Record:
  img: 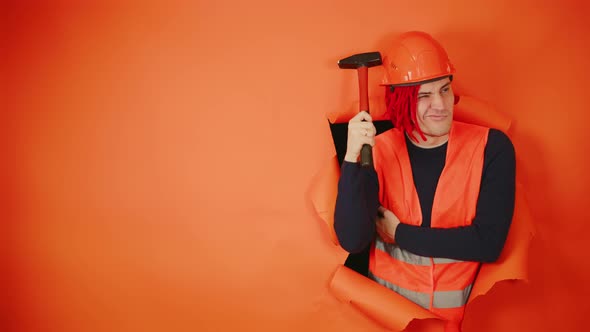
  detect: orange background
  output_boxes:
[3,1,590,331]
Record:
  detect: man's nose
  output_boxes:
[430,92,445,110]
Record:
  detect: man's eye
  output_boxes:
[441,87,450,93]
[418,95,429,99]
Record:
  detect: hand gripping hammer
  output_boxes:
[338,52,382,168]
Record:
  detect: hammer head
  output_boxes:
[338,52,382,69]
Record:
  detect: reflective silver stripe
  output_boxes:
[432,284,473,309]
[432,257,465,264]
[368,271,431,309]
[373,239,473,309]
[374,238,432,266]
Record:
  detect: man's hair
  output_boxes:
[385,85,426,142]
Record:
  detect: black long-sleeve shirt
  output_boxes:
[334,129,515,263]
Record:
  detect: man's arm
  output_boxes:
[334,161,380,254]
[333,112,380,254]
[395,130,515,262]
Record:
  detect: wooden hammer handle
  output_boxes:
[357,66,373,168]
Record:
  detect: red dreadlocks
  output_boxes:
[385,85,426,142]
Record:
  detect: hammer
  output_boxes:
[338,52,382,168]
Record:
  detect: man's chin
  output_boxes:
[424,126,451,138]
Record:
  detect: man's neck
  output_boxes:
[407,133,449,149]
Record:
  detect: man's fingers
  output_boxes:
[344,112,376,162]
[375,220,384,233]
[376,221,395,243]
[349,121,375,130]
[358,122,377,133]
[349,122,377,137]
[351,111,372,123]
[349,126,376,144]
[359,111,372,122]
[377,206,386,218]
[359,136,375,147]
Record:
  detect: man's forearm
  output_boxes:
[395,129,516,262]
[334,161,380,253]
[395,221,512,262]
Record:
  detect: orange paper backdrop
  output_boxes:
[3,1,590,331]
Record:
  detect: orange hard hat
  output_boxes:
[381,31,455,86]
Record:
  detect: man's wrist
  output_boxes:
[344,153,359,163]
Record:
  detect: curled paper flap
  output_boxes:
[307,154,341,245]
[330,265,446,331]
[468,182,535,302]
[454,96,512,133]
[327,96,388,124]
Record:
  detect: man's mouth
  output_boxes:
[427,114,448,121]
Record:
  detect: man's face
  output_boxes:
[415,77,454,140]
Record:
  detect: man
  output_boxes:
[334,31,515,331]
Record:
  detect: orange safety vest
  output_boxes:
[369,121,488,329]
